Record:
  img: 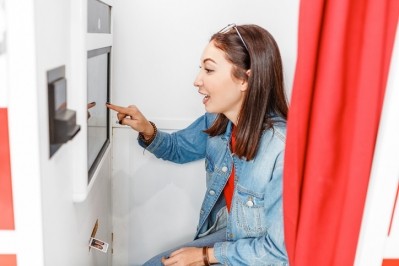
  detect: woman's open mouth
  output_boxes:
[203,94,210,104]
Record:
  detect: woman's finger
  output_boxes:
[87,101,96,109]
[161,255,176,266]
[169,248,185,257]
[117,113,128,122]
[106,102,132,115]
[106,103,149,131]
[107,103,136,125]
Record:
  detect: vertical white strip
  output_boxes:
[6,0,44,264]
[70,0,89,202]
[384,185,399,257]
[0,0,7,107]
[354,21,399,265]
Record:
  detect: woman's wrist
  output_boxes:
[207,247,218,264]
[202,247,210,266]
[141,121,155,139]
[139,121,157,144]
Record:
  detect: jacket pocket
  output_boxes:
[197,206,227,238]
[233,184,267,237]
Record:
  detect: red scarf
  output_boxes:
[223,126,236,212]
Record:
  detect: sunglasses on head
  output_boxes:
[218,23,249,52]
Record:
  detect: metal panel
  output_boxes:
[88,0,111,33]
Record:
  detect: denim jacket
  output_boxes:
[139,113,288,265]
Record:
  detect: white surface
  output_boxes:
[355,22,399,265]
[5,1,44,265]
[0,52,6,107]
[112,127,205,265]
[385,193,399,258]
[0,0,7,106]
[0,231,16,253]
[112,0,299,121]
[87,33,112,51]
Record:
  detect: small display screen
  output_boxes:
[53,78,67,111]
[87,47,111,181]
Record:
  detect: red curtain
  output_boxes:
[283,0,399,265]
[0,255,17,266]
[0,108,15,230]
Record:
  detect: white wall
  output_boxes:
[111,1,300,265]
[3,1,43,265]
[0,0,6,107]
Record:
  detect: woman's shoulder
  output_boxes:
[262,116,287,146]
[271,120,287,142]
[204,112,217,121]
[204,112,218,128]
[185,112,217,131]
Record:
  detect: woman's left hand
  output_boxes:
[161,247,203,266]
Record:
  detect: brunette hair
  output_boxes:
[205,24,288,160]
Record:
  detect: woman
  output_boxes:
[107,23,289,265]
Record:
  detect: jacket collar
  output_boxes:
[222,121,233,141]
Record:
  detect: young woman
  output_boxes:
[107,23,289,265]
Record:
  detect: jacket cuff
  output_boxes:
[137,129,164,152]
[213,242,229,265]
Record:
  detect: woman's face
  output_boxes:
[194,40,247,124]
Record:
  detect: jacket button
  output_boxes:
[246,200,254,207]
[209,190,215,195]
[221,166,228,172]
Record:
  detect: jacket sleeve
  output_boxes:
[213,150,289,265]
[137,113,216,164]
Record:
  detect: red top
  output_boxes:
[223,126,236,212]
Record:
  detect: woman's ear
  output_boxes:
[240,69,251,90]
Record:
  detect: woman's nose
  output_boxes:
[193,73,203,87]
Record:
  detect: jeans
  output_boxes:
[143,228,226,266]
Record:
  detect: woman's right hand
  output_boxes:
[106,102,155,139]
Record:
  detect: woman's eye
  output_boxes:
[205,68,214,73]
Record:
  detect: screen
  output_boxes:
[53,78,66,111]
[87,47,110,181]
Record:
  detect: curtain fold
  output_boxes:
[283,0,399,265]
[0,108,14,230]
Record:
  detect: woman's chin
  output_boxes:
[204,105,213,113]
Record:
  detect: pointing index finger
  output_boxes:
[106,102,130,114]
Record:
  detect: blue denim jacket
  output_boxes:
[139,113,288,265]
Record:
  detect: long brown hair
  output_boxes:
[205,24,288,160]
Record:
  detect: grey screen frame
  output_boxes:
[87,46,111,182]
